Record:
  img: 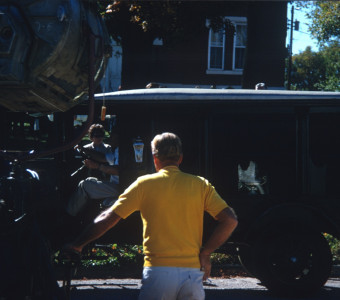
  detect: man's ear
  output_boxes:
[178,154,183,165]
[153,155,160,171]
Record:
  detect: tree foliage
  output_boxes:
[299,1,340,46]
[99,1,233,45]
[290,41,340,91]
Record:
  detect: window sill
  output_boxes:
[206,69,243,75]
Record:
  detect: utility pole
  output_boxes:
[287,5,294,90]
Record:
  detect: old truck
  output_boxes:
[1,0,340,298]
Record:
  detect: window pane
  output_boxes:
[210,47,223,68]
[236,25,247,47]
[210,31,224,46]
[211,115,296,196]
[235,48,245,69]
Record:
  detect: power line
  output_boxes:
[297,30,311,35]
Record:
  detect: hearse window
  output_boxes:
[310,114,340,197]
[210,114,296,196]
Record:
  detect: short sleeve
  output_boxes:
[203,179,228,219]
[106,147,118,165]
[105,152,115,165]
[111,179,141,219]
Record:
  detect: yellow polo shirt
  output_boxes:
[111,166,228,268]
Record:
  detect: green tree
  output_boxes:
[290,42,339,91]
[314,41,340,91]
[299,1,340,46]
[290,46,325,91]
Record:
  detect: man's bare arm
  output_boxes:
[67,208,121,253]
[199,207,238,280]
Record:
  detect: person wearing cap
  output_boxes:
[64,132,238,300]
[66,124,119,217]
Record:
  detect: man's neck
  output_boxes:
[154,155,182,172]
[156,160,179,171]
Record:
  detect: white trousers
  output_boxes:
[138,267,205,300]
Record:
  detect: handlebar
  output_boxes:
[58,248,81,267]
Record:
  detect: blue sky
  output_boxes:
[286,2,319,55]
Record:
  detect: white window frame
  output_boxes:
[231,17,247,71]
[207,28,225,70]
[206,16,247,75]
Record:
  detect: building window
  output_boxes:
[207,16,247,74]
[208,30,225,69]
[234,23,247,69]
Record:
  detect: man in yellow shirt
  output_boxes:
[65,132,238,300]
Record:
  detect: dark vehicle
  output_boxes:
[83,88,340,296]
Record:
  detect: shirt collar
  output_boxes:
[160,165,180,172]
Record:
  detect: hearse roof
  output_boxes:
[95,88,340,105]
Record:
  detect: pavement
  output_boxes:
[58,265,340,300]
[59,276,340,300]
[60,276,265,292]
[58,277,266,300]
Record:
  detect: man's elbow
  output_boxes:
[229,217,238,231]
[219,207,238,230]
[224,214,238,232]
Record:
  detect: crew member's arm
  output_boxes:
[84,159,119,176]
[76,145,108,163]
[66,208,121,253]
[199,207,238,280]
